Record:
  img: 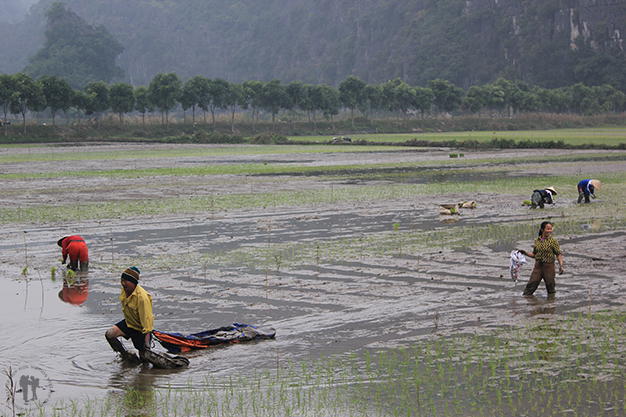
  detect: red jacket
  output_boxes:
[61,235,89,263]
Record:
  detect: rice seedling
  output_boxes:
[22,231,28,267]
[2,365,17,417]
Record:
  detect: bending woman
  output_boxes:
[519,221,564,296]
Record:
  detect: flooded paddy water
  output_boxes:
[1,143,626,415]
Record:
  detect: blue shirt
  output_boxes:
[578,179,594,195]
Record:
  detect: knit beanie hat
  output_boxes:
[121,266,140,284]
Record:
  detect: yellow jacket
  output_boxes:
[119,284,154,334]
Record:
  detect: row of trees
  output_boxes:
[1,72,625,136]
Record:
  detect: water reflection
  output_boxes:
[525,294,556,316]
[108,365,157,417]
[439,217,458,224]
[58,276,89,306]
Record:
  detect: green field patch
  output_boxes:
[2,148,625,182]
[292,127,626,147]
[0,144,410,164]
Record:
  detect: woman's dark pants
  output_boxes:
[523,261,556,296]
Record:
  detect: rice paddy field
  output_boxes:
[292,127,626,146]
[1,131,626,416]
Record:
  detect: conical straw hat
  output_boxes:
[590,179,602,190]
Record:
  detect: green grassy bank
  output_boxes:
[1,113,625,147]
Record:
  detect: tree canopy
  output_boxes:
[148,72,182,127]
[23,2,124,89]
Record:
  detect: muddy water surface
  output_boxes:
[1,143,626,410]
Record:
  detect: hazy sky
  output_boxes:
[0,0,38,23]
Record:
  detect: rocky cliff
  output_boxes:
[0,0,624,90]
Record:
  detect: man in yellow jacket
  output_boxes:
[105,267,154,363]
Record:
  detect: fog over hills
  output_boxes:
[0,0,37,23]
[0,0,624,90]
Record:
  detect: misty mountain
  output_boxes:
[0,0,624,90]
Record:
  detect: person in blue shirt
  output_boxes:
[577,179,600,203]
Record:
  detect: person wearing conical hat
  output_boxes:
[105,267,154,363]
[57,235,89,272]
[530,186,557,209]
[577,179,601,204]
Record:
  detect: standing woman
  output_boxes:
[519,221,564,296]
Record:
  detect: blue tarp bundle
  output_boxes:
[153,323,276,353]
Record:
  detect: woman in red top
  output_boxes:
[57,235,89,272]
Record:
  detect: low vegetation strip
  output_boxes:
[2,174,624,225]
[2,149,625,181]
[0,144,403,164]
[292,127,626,146]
